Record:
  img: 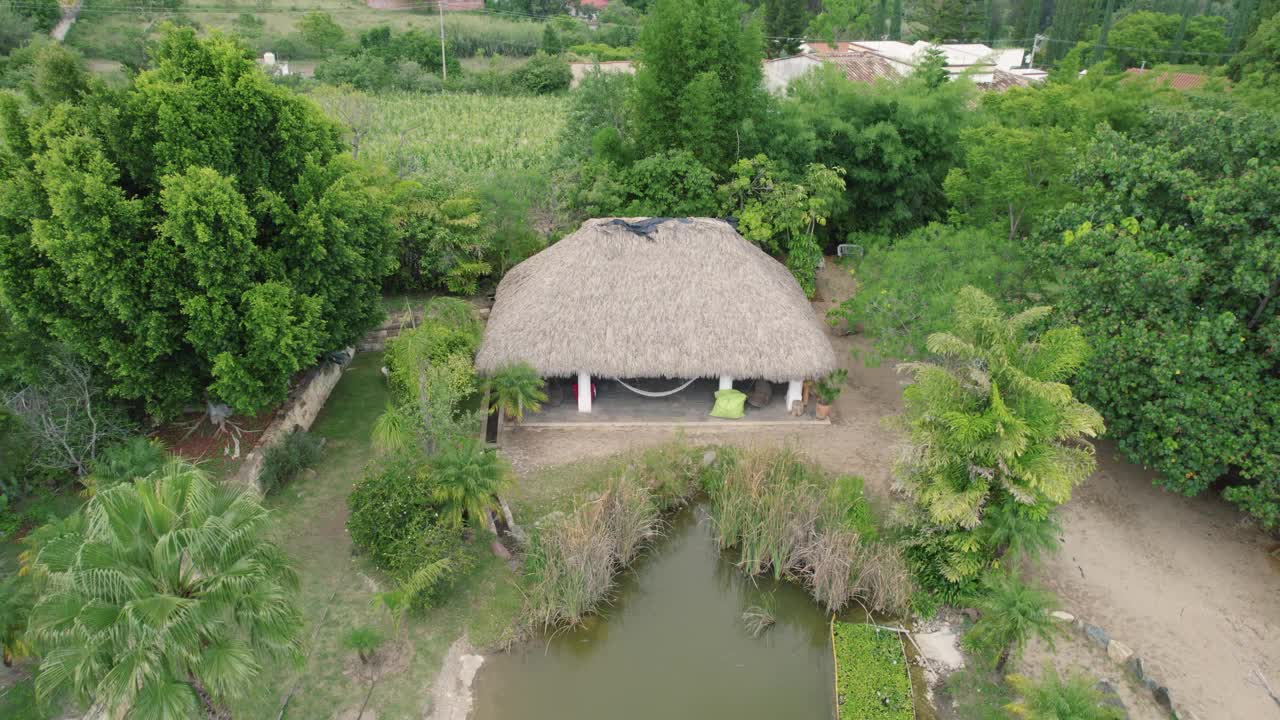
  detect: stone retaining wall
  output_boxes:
[1050,609,1199,720]
[230,348,354,493]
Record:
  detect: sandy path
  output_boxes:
[498,261,1280,719]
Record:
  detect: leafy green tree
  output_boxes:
[916,44,951,88]
[976,498,1061,567]
[0,574,33,667]
[389,182,492,296]
[963,573,1060,672]
[808,0,873,45]
[766,0,810,56]
[429,437,513,529]
[1040,107,1280,528]
[631,0,765,171]
[490,363,547,422]
[513,51,572,93]
[0,28,398,419]
[23,462,303,718]
[298,11,346,53]
[890,0,902,38]
[1106,11,1178,67]
[920,0,985,40]
[772,66,972,234]
[896,287,1103,587]
[557,68,633,162]
[0,6,35,56]
[717,154,845,296]
[1005,666,1126,720]
[1231,10,1280,85]
[944,122,1077,239]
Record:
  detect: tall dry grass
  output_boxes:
[524,477,661,628]
[708,447,912,615]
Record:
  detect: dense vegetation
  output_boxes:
[832,622,913,720]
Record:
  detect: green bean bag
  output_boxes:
[710,389,747,419]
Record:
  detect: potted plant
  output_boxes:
[490,363,548,423]
[813,369,847,420]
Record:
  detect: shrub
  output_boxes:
[428,437,513,529]
[258,430,323,495]
[832,622,913,720]
[512,51,572,94]
[489,363,547,422]
[568,43,636,61]
[1005,665,1126,720]
[342,626,384,665]
[81,436,167,495]
[346,455,473,608]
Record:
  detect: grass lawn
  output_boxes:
[230,351,522,720]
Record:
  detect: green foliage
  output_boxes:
[389,182,493,294]
[512,51,572,93]
[342,626,384,664]
[23,462,303,718]
[1106,11,1228,67]
[814,369,848,404]
[828,224,1033,365]
[0,406,32,498]
[831,623,913,720]
[773,67,973,235]
[1231,11,1280,85]
[82,437,168,496]
[297,12,346,54]
[4,0,58,33]
[0,6,36,56]
[808,0,873,45]
[718,154,845,294]
[490,363,547,422]
[944,121,1077,240]
[708,447,911,613]
[1005,665,1126,719]
[568,43,636,61]
[0,28,398,419]
[258,431,323,496]
[0,572,34,667]
[427,437,513,530]
[346,454,473,608]
[963,573,1060,672]
[765,0,811,55]
[559,68,632,162]
[631,0,765,172]
[1040,106,1280,528]
[896,287,1102,591]
[920,0,985,41]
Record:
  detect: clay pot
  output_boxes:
[815,402,832,420]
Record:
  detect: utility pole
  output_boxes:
[438,0,447,82]
[1028,33,1046,68]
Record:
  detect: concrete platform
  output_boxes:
[517,378,828,428]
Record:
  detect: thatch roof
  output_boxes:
[476,218,837,382]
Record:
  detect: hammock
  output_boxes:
[613,377,698,398]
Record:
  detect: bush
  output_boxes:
[568,43,636,61]
[346,454,473,607]
[832,622,913,720]
[1005,666,1126,720]
[258,430,323,495]
[343,625,384,664]
[512,51,571,94]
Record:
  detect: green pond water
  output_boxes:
[471,508,837,720]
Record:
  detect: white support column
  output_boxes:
[718,376,734,391]
[786,380,804,414]
[577,371,592,413]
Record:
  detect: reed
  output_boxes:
[707,447,912,615]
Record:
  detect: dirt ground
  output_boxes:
[498,261,1280,720]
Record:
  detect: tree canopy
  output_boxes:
[0,28,398,419]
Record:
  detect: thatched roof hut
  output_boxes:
[476,218,837,384]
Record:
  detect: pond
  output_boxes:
[471,507,837,720]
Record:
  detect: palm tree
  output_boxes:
[897,286,1104,530]
[1006,665,1126,719]
[489,363,547,423]
[963,572,1060,672]
[23,460,303,719]
[428,437,512,529]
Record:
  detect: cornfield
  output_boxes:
[360,92,568,189]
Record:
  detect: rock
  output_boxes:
[1094,681,1129,719]
[1084,623,1110,648]
[701,450,717,467]
[490,540,512,560]
[303,468,318,480]
[1050,610,1075,623]
[1107,639,1134,664]
[1125,655,1144,681]
[1153,686,1173,712]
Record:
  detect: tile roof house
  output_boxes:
[1123,68,1210,90]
